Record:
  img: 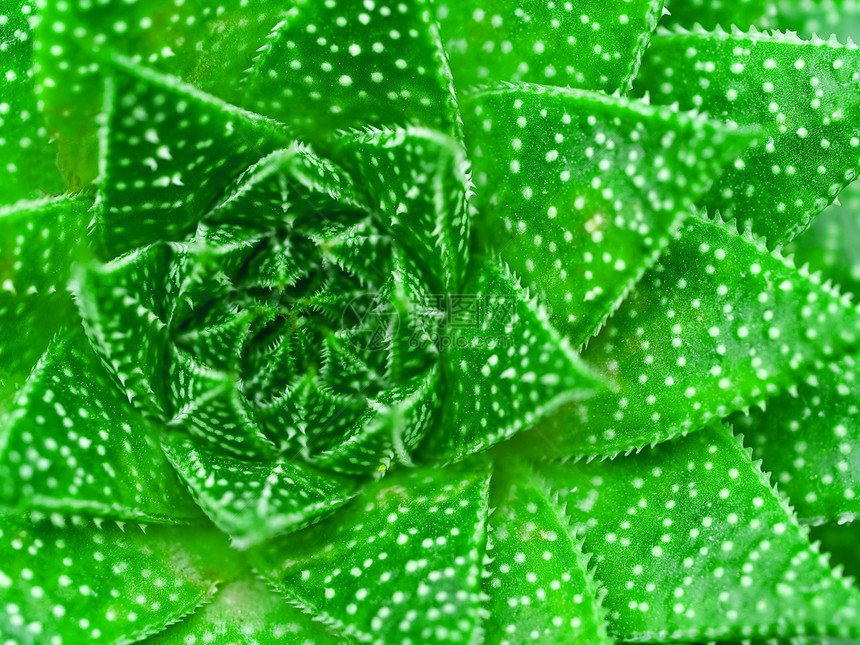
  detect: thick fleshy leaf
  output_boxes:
[96,57,289,257]
[206,144,368,233]
[0,197,89,411]
[772,0,860,41]
[251,461,491,644]
[313,218,393,295]
[0,327,200,523]
[462,82,755,346]
[661,0,775,30]
[309,364,442,474]
[483,461,610,645]
[635,27,860,246]
[32,0,290,189]
[0,197,88,296]
[436,0,662,93]
[336,126,472,293]
[785,179,860,299]
[0,0,64,201]
[0,512,220,645]
[422,257,603,463]
[811,521,860,581]
[168,348,276,460]
[0,294,75,418]
[176,303,275,375]
[241,0,458,145]
[146,577,343,645]
[542,426,860,641]
[164,439,356,549]
[734,355,860,524]
[515,212,860,457]
[73,244,172,417]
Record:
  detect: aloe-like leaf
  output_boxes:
[635,27,860,246]
[163,439,356,549]
[251,461,491,644]
[0,197,89,296]
[661,0,775,30]
[786,179,860,299]
[73,244,172,417]
[810,521,860,581]
[515,212,860,458]
[436,0,662,94]
[0,197,88,411]
[94,58,290,257]
[0,512,220,645]
[168,348,276,460]
[207,145,369,233]
[462,82,756,347]
[0,327,201,523]
[542,426,860,641]
[37,0,289,100]
[335,126,472,293]
[0,0,64,202]
[483,460,611,645]
[734,356,860,524]
[146,577,345,645]
[772,0,860,42]
[176,303,275,374]
[32,0,290,190]
[423,256,603,463]
[241,0,459,145]
[308,364,442,474]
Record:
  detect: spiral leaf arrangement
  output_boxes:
[3,0,860,643]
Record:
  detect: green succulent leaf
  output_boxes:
[73,244,173,417]
[772,0,860,41]
[435,0,663,94]
[734,355,860,524]
[810,520,860,581]
[0,512,220,645]
[517,212,860,457]
[335,126,472,293]
[3,0,860,642]
[423,256,603,463]
[635,27,860,246]
[207,144,368,233]
[96,58,289,257]
[163,439,356,549]
[0,0,64,202]
[0,196,89,411]
[168,348,276,460]
[483,460,611,645]
[543,426,860,642]
[0,326,201,523]
[662,0,775,30]
[251,461,491,644]
[462,81,755,347]
[241,0,459,145]
[307,363,442,474]
[32,0,291,190]
[146,577,343,645]
[785,178,860,299]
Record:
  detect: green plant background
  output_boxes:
[2,0,860,643]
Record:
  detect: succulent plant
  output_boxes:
[3,0,860,643]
